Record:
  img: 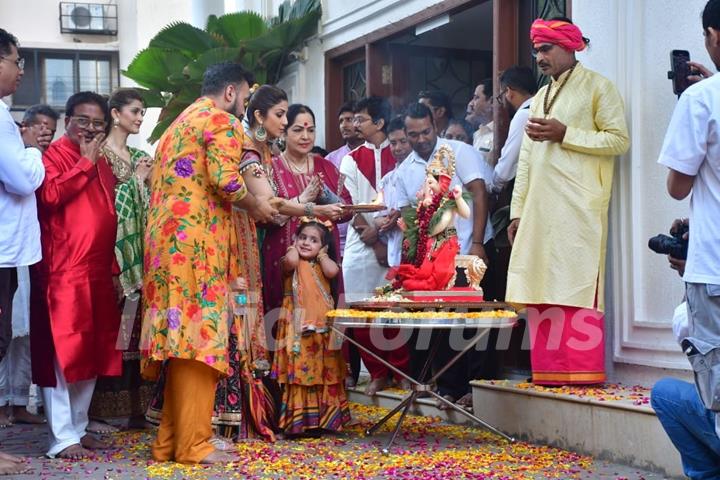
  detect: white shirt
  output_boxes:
[491,98,532,193]
[339,140,391,300]
[658,73,720,285]
[395,139,494,253]
[0,101,44,267]
[473,121,494,162]
[376,167,404,267]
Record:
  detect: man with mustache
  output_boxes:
[395,102,494,406]
[326,101,363,260]
[31,91,120,460]
[506,18,629,386]
[466,79,494,160]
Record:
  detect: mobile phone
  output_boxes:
[668,49,691,96]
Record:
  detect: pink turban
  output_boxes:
[530,19,587,52]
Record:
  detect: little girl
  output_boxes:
[271,218,351,436]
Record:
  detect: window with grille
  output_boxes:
[11,49,119,110]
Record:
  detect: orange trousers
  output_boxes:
[151,358,219,464]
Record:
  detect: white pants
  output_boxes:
[41,357,96,457]
[0,336,31,406]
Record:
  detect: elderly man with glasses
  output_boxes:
[30,91,123,460]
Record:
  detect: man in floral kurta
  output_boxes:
[141,63,276,464]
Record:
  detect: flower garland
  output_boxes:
[413,191,445,267]
[326,309,516,319]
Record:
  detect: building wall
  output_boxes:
[295,0,457,149]
[573,0,711,372]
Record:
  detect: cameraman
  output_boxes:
[653,1,720,477]
[651,218,720,479]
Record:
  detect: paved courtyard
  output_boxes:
[0,403,670,479]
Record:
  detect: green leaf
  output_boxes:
[122,48,190,91]
[149,22,219,55]
[186,47,244,81]
[206,12,268,47]
[247,6,321,82]
[147,96,191,144]
[272,0,320,26]
[132,88,166,108]
[147,115,177,145]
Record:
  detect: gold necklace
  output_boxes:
[101,144,133,182]
[283,152,310,175]
[543,62,578,117]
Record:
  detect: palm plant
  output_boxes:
[122,0,321,143]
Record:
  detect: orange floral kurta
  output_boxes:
[141,97,248,377]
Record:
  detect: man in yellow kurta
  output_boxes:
[141,63,276,464]
[506,19,629,386]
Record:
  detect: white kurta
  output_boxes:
[339,141,395,301]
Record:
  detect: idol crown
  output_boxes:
[426,144,456,179]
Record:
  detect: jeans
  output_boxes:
[651,377,720,479]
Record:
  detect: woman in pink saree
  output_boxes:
[261,104,352,315]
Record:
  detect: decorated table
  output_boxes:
[327,300,518,453]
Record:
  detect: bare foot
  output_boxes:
[0,451,23,463]
[364,377,388,396]
[81,434,109,450]
[200,449,236,464]
[398,378,412,391]
[10,407,46,424]
[0,412,11,429]
[345,376,356,389]
[86,420,119,434]
[209,435,234,452]
[0,458,29,475]
[55,444,93,460]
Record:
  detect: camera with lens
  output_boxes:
[648,223,689,260]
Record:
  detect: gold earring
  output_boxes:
[113,118,120,128]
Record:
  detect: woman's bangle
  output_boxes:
[304,202,315,217]
[317,253,329,262]
[286,245,297,253]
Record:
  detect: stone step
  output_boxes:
[470,380,683,478]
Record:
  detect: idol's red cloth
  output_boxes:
[530,19,586,52]
[527,303,605,385]
[388,236,460,291]
[30,135,122,387]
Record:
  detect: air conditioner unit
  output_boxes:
[59,2,118,35]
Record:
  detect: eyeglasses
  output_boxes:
[353,116,372,124]
[495,88,508,104]
[71,116,107,130]
[531,44,555,57]
[0,56,24,70]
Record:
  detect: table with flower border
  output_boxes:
[327,300,518,453]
